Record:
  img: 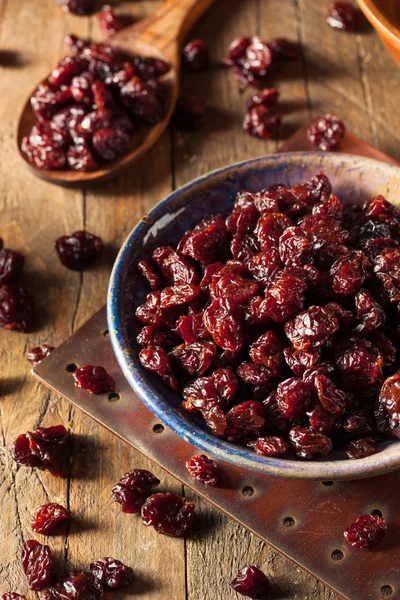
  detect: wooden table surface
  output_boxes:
[1,1,399,598]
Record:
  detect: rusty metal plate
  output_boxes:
[33,131,400,600]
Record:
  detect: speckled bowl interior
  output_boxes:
[108,152,400,480]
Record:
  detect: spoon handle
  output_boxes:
[123,0,216,61]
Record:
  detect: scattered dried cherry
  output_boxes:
[0,284,35,332]
[0,247,24,285]
[327,2,362,31]
[73,365,115,394]
[182,40,209,71]
[97,5,122,37]
[1,594,26,600]
[27,344,55,366]
[90,557,133,589]
[243,88,281,139]
[230,565,269,599]
[57,0,94,15]
[22,540,54,591]
[185,454,221,486]
[12,424,70,477]
[344,514,387,548]
[55,230,103,271]
[141,493,195,536]
[112,468,160,513]
[307,114,345,151]
[39,570,103,600]
[32,503,71,535]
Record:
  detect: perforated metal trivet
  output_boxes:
[33,131,400,600]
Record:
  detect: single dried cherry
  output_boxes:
[55,230,103,270]
[0,284,35,332]
[27,344,55,367]
[344,514,387,548]
[185,454,221,486]
[327,2,362,31]
[141,493,195,536]
[289,426,332,459]
[12,424,70,477]
[307,114,345,151]
[97,5,122,37]
[90,557,133,589]
[22,540,54,591]
[112,468,160,513]
[248,436,289,456]
[0,248,24,285]
[182,40,210,71]
[38,570,103,600]
[230,565,269,598]
[73,365,115,394]
[345,437,376,460]
[32,503,71,535]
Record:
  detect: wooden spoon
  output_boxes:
[17,0,216,186]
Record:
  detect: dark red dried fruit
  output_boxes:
[327,2,362,31]
[121,76,164,124]
[204,298,243,352]
[138,260,162,290]
[97,5,122,37]
[225,401,265,441]
[307,113,345,151]
[330,250,370,295]
[289,426,332,459]
[55,230,103,271]
[353,289,385,335]
[230,565,269,599]
[374,247,400,302]
[335,338,383,395]
[136,291,175,327]
[0,248,24,285]
[243,89,281,139]
[185,454,221,486]
[67,145,98,171]
[344,514,387,548]
[141,493,195,536]
[27,344,55,367]
[32,503,71,535]
[345,437,376,460]
[112,468,160,514]
[12,425,70,477]
[39,570,103,600]
[182,40,210,71]
[314,374,347,415]
[379,370,400,427]
[285,305,338,350]
[0,284,35,332]
[1,594,26,600]
[276,377,313,418]
[58,0,94,15]
[90,557,133,589]
[92,127,130,161]
[283,347,321,376]
[139,345,178,390]
[248,436,289,457]
[22,540,54,591]
[73,365,115,394]
[249,330,283,376]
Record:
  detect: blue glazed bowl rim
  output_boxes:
[107,151,400,480]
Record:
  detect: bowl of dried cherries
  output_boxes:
[107,151,400,480]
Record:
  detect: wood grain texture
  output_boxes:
[1,0,399,598]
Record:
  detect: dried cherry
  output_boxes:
[22,540,54,591]
[112,468,160,513]
[230,565,269,598]
[32,503,71,535]
[27,344,55,366]
[12,425,70,477]
[185,454,221,486]
[344,514,387,548]
[141,493,195,536]
[73,365,115,394]
[55,230,103,270]
[90,557,133,589]
[307,113,345,151]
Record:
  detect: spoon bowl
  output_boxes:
[17,0,215,186]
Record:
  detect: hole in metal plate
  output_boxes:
[242,486,255,497]
[108,392,120,402]
[102,329,109,338]
[381,585,393,596]
[152,423,165,434]
[331,550,344,561]
[371,509,383,517]
[322,481,334,487]
[65,363,78,373]
[283,517,295,528]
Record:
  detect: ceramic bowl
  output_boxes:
[107,152,400,480]
[357,0,400,65]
